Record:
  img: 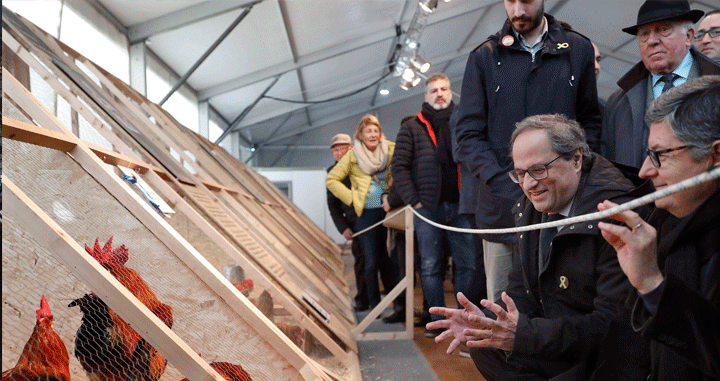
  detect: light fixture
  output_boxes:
[411,56,430,73]
[406,39,418,49]
[443,0,451,2]
[379,88,390,96]
[399,77,414,90]
[402,67,416,81]
[412,76,422,87]
[419,0,439,13]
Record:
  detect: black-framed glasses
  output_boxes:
[646,145,692,168]
[508,155,562,184]
[694,27,720,41]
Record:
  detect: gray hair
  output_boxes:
[510,114,591,161]
[646,75,720,161]
[678,19,695,35]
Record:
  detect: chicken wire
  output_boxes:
[143,174,345,374]
[2,137,304,381]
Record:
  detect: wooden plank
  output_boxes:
[2,68,328,380]
[2,175,224,381]
[2,9,195,183]
[141,170,353,364]
[2,114,357,366]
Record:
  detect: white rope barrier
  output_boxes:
[352,166,720,237]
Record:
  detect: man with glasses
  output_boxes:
[602,0,720,168]
[428,114,652,380]
[695,10,720,62]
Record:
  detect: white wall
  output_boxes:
[256,168,344,244]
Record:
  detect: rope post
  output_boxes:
[404,206,414,338]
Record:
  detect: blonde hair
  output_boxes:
[354,114,383,141]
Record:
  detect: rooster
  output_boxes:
[69,237,172,381]
[2,295,71,381]
[179,361,252,381]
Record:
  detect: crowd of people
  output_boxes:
[325,1,719,380]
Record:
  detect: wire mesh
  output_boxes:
[2,137,305,381]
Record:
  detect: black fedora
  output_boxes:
[623,0,704,35]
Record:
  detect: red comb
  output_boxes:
[36,295,52,321]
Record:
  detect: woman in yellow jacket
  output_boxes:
[327,114,398,309]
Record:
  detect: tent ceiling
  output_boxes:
[94,0,717,157]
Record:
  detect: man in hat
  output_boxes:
[695,10,720,62]
[326,133,368,311]
[602,0,720,168]
[453,0,602,308]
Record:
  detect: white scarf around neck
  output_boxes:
[353,137,389,175]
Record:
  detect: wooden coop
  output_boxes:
[2,7,361,381]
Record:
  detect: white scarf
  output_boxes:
[353,137,389,175]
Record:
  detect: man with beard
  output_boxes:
[454,0,602,306]
[602,0,720,168]
[392,73,477,338]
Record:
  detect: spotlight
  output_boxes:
[406,39,418,49]
[379,88,390,96]
[411,56,430,73]
[412,76,422,87]
[402,67,416,81]
[419,0,439,13]
[399,77,413,90]
[443,0,451,2]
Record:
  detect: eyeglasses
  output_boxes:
[695,27,720,41]
[646,145,692,168]
[638,23,675,43]
[508,155,562,184]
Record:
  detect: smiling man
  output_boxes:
[695,10,720,62]
[428,114,652,380]
[602,0,720,168]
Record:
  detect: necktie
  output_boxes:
[659,73,680,94]
[539,213,565,272]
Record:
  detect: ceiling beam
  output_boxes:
[264,71,466,145]
[127,0,262,43]
[197,1,496,101]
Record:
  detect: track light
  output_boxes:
[399,77,414,90]
[406,39,418,49]
[419,0,439,13]
[402,67,416,81]
[411,56,430,73]
[412,76,422,87]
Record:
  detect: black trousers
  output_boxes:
[351,236,368,308]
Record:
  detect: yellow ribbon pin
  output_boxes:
[557,42,569,49]
[559,276,569,289]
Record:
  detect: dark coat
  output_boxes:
[601,47,720,168]
[392,108,459,214]
[505,154,652,367]
[590,189,720,381]
[454,14,602,243]
[326,163,357,233]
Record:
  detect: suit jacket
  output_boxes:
[602,47,720,167]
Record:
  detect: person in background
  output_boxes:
[454,0,602,307]
[602,0,720,168]
[326,133,368,312]
[429,114,650,380]
[695,10,720,62]
[590,76,720,381]
[327,115,399,310]
[392,73,477,339]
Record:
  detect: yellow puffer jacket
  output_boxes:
[326,141,395,217]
